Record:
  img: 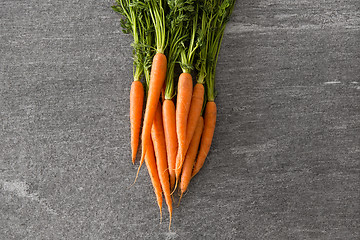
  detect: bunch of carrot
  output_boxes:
[112,0,236,229]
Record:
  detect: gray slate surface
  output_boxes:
[1,0,359,239]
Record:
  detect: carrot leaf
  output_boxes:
[164,0,196,99]
[202,0,236,101]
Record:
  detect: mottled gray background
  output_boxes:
[1,0,359,239]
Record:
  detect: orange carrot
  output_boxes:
[151,102,172,229]
[112,1,146,164]
[162,99,177,191]
[174,5,200,182]
[184,83,204,151]
[130,81,144,164]
[161,0,197,193]
[192,102,216,177]
[180,116,204,202]
[175,72,193,179]
[145,138,163,220]
[138,52,167,175]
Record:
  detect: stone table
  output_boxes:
[1,0,359,239]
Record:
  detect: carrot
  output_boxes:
[151,102,172,229]
[145,138,163,220]
[175,4,200,181]
[175,72,193,179]
[137,0,168,176]
[191,0,235,176]
[140,9,162,220]
[137,52,167,176]
[163,1,195,191]
[180,116,204,202]
[130,81,144,164]
[112,1,145,164]
[162,99,177,191]
[192,102,216,177]
[184,83,204,151]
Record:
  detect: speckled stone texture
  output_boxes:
[1,0,359,239]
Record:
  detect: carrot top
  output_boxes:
[179,2,199,74]
[140,3,154,94]
[195,1,213,85]
[204,0,236,101]
[112,0,146,82]
[164,0,196,99]
[148,0,166,54]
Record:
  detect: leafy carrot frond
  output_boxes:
[141,2,155,94]
[112,0,145,82]
[179,1,199,73]
[164,0,196,99]
[205,0,236,101]
[195,0,216,84]
[148,0,167,54]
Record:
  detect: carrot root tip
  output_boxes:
[159,208,162,224]
[131,154,136,165]
[168,213,172,231]
[171,179,178,195]
[178,192,184,207]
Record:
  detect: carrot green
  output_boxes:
[164,0,196,100]
[204,0,236,101]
